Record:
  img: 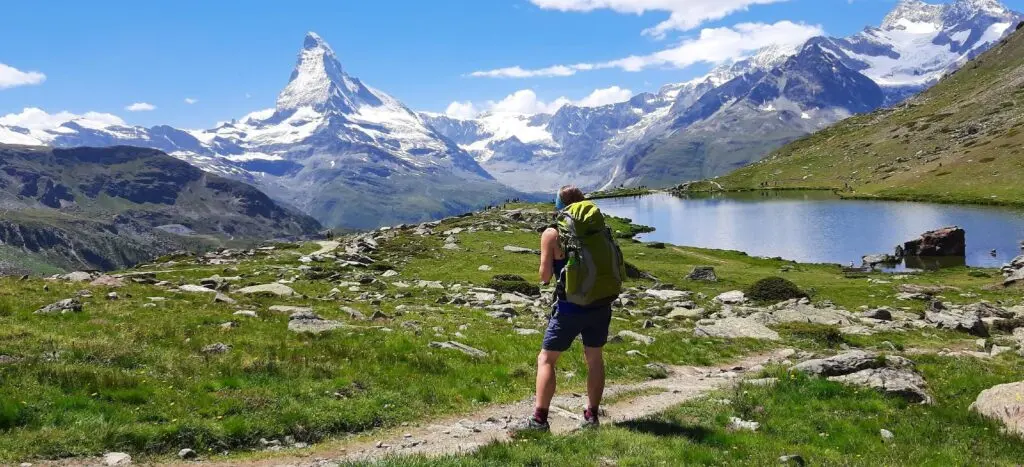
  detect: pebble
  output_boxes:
[880,428,894,442]
[177,448,198,460]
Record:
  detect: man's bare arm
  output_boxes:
[539,228,558,285]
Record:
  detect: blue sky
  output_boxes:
[2,0,1023,128]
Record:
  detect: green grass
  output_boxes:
[708,27,1024,208]
[396,355,1024,466]
[587,187,655,200]
[0,203,1020,463]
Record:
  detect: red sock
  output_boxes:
[585,407,599,419]
[533,407,549,424]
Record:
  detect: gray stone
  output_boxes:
[237,283,296,297]
[645,289,691,301]
[103,452,132,466]
[214,293,236,304]
[618,330,655,345]
[880,429,894,442]
[233,310,258,318]
[514,328,540,336]
[63,271,94,282]
[178,284,217,294]
[342,306,366,320]
[177,448,198,460]
[747,378,779,387]
[829,368,932,404]
[269,305,313,314]
[106,292,119,301]
[503,245,539,254]
[694,318,780,341]
[1004,268,1024,286]
[201,343,231,355]
[778,455,806,466]
[288,319,347,334]
[667,307,705,320]
[970,381,1024,436]
[792,351,886,377]
[925,310,988,337]
[727,417,759,431]
[686,266,718,282]
[714,290,746,304]
[860,307,893,321]
[429,341,487,357]
[34,298,82,315]
[478,265,492,271]
[381,270,400,277]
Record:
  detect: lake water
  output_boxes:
[594,191,1024,270]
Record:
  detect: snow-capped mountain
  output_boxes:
[422,0,1021,191]
[0,33,514,229]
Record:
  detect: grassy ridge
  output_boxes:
[710,26,1024,207]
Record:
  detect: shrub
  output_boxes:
[777,323,847,349]
[487,279,540,297]
[968,270,992,278]
[746,276,807,304]
[492,274,527,283]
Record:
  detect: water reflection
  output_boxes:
[595,192,1024,269]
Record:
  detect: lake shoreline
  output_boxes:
[673,184,1024,209]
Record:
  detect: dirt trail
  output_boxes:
[311,241,341,256]
[153,351,785,466]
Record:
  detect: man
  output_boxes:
[517,185,624,432]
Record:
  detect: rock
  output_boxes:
[714,290,746,304]
[429,341,487,357]
[925,310,988,337]
[860,307,893,320]
[778,455,806,466]
[645,289,691,301]
[214,293,236,304]
[106,292,119,301]
[686,266,718,282]
[233,310,258,318]
[514,328,540,336]
[829,368,932,403]
[103,452,132,466]
[178,448,198,460]
[694,318,780,341]
[63,271,94,282]
[478,265,493,271]
[503,245,539,255]
[880,429,894,442]
[381,270,400,277]
[237,283,296,297]
[792,351,887,377]
[34,298,82,315]
[747,378,779,387]
[289,318,347,334]
[90,275,125,287]
[201,343,231,355]
[896,284,952,295]
[415,280,445,289]
[178,284,217,294]
[617,330,655,345]
[666,307,705,320]
[727,417,759,432]
[896,292,931,301]
[990,345,1012,356]
[900,226,965,257]
[970,381,1024,436]
[342,306,366,320]
[1004,268,1024,287]
[863,254,897,265]
[268,305,313,314]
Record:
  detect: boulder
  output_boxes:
[970,381,1024,436]
[667,307,705,320]
[645,289,691,301]
[899,226,965,257]
[860,307,893,321]
[103,452,132,466]
[829,368,932,404]
[237,283,296,297]
[714,290,746,305]
[925,310,988,337]
[792,351,887,377]
[686,266,718,282]
[178,284,217,294]
[34,298,82,315]
[63,271,94,282]
[90,275,125,287]
[288,318,347,334]
[1005,268,1024,287]
[694,318,780,341]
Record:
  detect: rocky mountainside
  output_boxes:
[0,144,320,273]
[0,33,515,229]
[711,21,1024,206]
[422,0,1021,191]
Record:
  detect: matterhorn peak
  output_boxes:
[275,31,382,113]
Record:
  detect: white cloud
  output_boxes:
[445,86,634,118]
[530,0,790,38]
[0,107,125,131]
[577,86,634,107]
[0,63,46,89]
[184,97,198,104]
[445,101,480,119]
[470,21,822,78]
[125,102,156,112]
[469,64,585,78]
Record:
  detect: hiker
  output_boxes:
[516,185,626,432]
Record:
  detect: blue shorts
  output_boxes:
[542,301,613,352]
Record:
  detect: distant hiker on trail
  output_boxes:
[514,185,626,433]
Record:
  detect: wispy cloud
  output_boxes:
[0,107,125,130]
[125,102,156,112]
[184,97,198,104]
[470,21,822,78]
[530,0,791,38]
[445,86,634,118]
[0,63,46,89]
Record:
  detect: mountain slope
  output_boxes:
[712,22,1024,206]
[0,33,515,229]
[0,144,320,273]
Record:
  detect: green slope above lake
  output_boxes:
[710,23,1024,206]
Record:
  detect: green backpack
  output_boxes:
[556,201,626,306]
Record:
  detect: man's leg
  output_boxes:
[534,350,562,418]
[583,346,605,412]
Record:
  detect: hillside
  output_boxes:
[1,204,1024,465]
[712,22,1024,206]
[0,144,321,273]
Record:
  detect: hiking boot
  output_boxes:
[580,409,600,429]
[509,416,550,435]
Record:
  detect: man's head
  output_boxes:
[556,185,585,210]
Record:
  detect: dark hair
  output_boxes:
[558,185,585,206]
